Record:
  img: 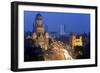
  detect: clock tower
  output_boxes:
[32,14,49,50]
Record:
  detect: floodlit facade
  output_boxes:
[71,34,83,47]
[32,14,49,50]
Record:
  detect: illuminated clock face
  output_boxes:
[36,16,43,25]
[36,20,43,25]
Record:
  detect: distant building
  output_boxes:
[49,32,59,38]
[60,24,66,35]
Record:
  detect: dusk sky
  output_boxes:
[24,11,90,34]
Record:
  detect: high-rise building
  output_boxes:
[60,24,65,35]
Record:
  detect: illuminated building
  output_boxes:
[32,14,49,50]
[71,34,83,48]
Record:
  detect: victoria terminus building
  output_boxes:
[24,13,90,62]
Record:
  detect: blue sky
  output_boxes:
[24,11,90,34]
